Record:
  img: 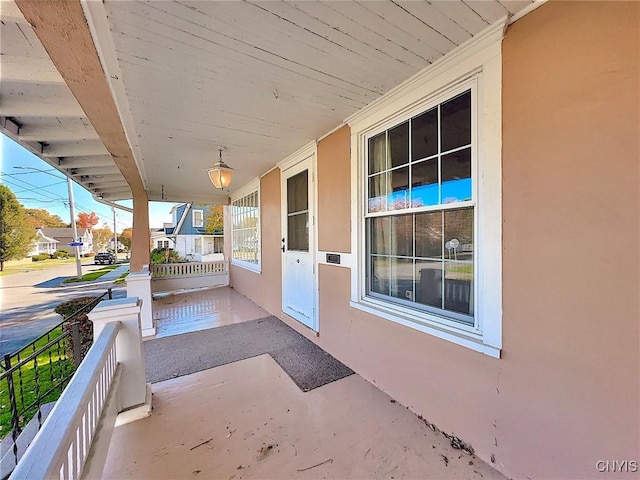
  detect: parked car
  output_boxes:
[95,252,116,265]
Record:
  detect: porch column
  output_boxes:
[126,267,155,337]
[88,297,151,414]
[130,189,150,272]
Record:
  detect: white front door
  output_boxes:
[281,156,316,330]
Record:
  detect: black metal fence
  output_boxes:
[0,288,112,475]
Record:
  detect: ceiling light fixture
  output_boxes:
[206,146,233,190]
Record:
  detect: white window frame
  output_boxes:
[192,209,204,228]
[230,178,261,273]
[346,19,505,358]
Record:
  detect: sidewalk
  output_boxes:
[60,263,130,287]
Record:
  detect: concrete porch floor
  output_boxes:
[103,287,505,479]
[152,287,269,338]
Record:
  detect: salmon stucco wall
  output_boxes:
[231,2,639,478]
[230,169,282,315]
[317,125,351,253]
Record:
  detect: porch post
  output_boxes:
[130,190,151,271]
[126,189,155,336]
[88,297,151,414]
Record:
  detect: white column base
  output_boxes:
[126,265,156,337]
[115,383,153,426]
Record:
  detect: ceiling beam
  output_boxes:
[68,167,120,176]
[0,97,85,117]
[58,155,114,168]
[42,142,109,158]
[0,56,66,85]
[19,124,99,142]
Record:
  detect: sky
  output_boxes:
[1,134,178,231]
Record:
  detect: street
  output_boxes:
[0,260,127,357]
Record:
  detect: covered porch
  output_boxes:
[2,1,639,479]
[104,287,504,479]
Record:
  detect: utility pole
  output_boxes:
[112,206,118,261]
[67,177,82,279]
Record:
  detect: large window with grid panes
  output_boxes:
[231,184,260,272]
[365,86,475,326]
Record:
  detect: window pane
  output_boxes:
[441,147,471,204]
[411,159,438,207]
[369,216,389,255]
[444,261,473,317]
[443,207,473,261]
[389,257,414,300]
[287,170,308,214]
[415,259,443,309]
[368,132,387,174]
[287,212,308,251]
[389,121,409,168]
[370,256,389,296]
[415,211,442,258]
[411,108,438,161]
[369,215,411,257]
[368,172,388,213]
[389,167,409,210]
[441,90,471,152]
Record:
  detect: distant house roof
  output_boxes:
[40,228,91,239]
[35,230,59,243]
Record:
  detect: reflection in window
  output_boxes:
[365,89,474,324]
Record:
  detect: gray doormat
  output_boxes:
[144,316,354,392]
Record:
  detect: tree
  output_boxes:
[204,205,224,233]
[77,211,99,230]
[119,227,133,250]
[92,223,113,252]
[0,185,36,271]
[25,208,67,229]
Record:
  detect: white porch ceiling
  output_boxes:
[2,0,535,204]
[0,1,132,201]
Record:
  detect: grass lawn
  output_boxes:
[0,258,79,276]
[114,272,129,285]
[62,264,119,284]
[0,326,75,438]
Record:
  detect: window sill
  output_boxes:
[231,259,261,274]
[349,299,501,358]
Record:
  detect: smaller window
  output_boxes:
[231,181,261,272]
[193,210,204,228]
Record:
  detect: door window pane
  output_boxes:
[287,170,308,214]
[287,212,309,251]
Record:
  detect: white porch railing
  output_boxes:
[150,261,229,293]
[10,322,121,480]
